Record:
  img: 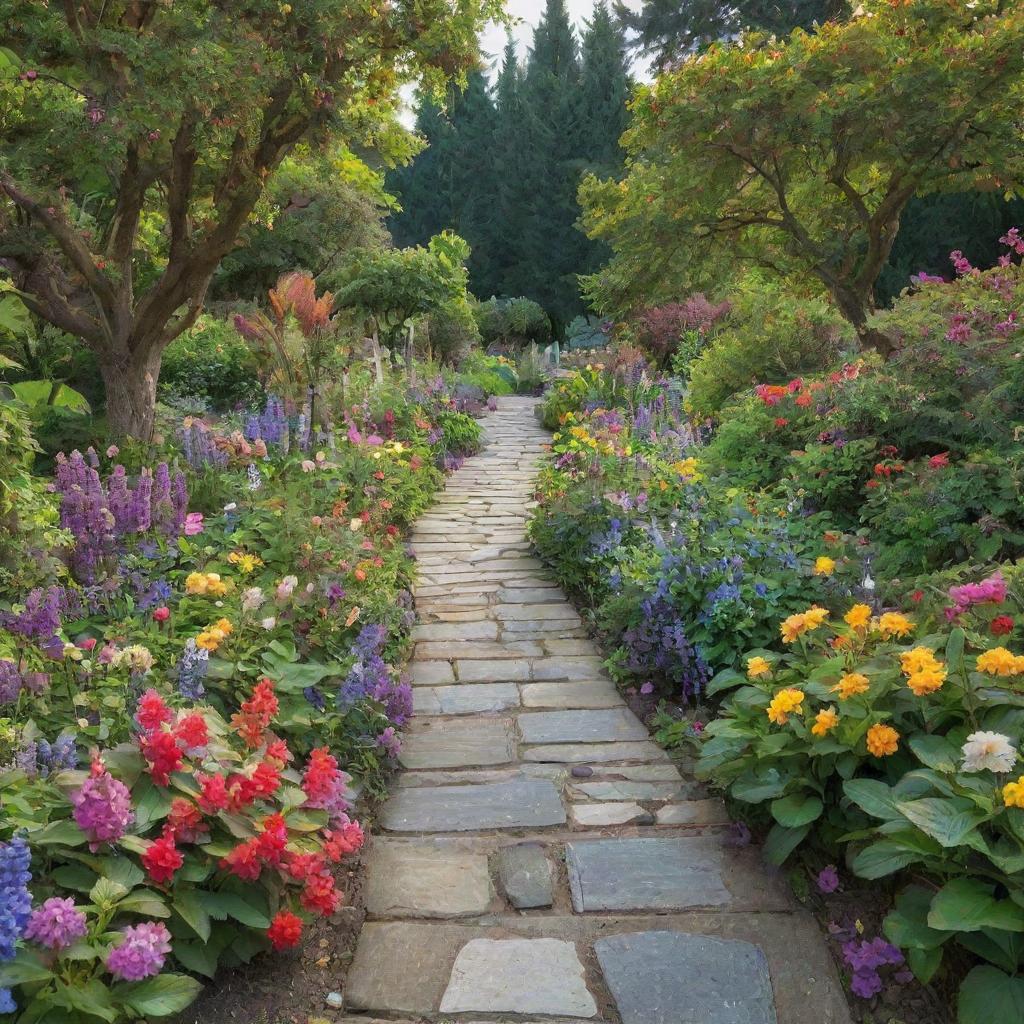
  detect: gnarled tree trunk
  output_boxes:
[98,348,163,441]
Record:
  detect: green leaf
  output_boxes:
[771,792,823,828]
[0,951,54,986]
[115,974,203,1017]
[929,878,1024,933]
[171,941,221,979]
[958,929,1024,974]
[945,628,966,674]
[52,979,118,1022]
[895,797,987,848]
[101,858,145,890]
[731,770,788,803]
[843,778,902,820]
[203,892,271,929]
[11,380,91,412]
[52,864,99,892]
[173,890,211,941]
[958,966,1024,1024]
[118,890,171,919]
[908,734,958,773]
[89,877,128,909]
[908,946,943,985]
[884,885,952,951]
[762,822,810,865]
[31,819,87,847]
[851,841,923,879]
[706,667,745,696]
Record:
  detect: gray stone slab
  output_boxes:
[409,660,455,685]
[523,741,668,764]
[571,802,645,826]
[569,780,706,802]
[399,717,516,770]
[532,656,607,681]
[521,682,623,709]
[457,658,532,682]
[595,931,776,1024]
[418,640,543,660]
[414,683,520,716]
[567,837,732,911]
[365,840,492,918]
[518,709,649,744]
[381,779,567,832]
[411,620,499,642]
[494,842,553,909]
[656,800,730,825]
[440,938,597,1017]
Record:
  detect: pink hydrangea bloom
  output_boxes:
[106,921,172,981]
[72,769,134,851]
[183,512,204,536]
[25,897,87,950]
[946,571,1008,620]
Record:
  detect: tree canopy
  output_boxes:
[581,0,1024,350]
[0,0,500,436]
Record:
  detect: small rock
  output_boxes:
[571,765,594,778]
[636,812,656,826]
[495,842,554,909]
[325,991,344,1009]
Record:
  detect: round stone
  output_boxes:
[571,765,594,778]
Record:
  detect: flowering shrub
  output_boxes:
[697,568,1024,1021]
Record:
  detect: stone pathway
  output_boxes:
[342,397,850,1024]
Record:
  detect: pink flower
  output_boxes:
[928,452,949,469]
[152,606,170,623]
[72,767,134,850]
[949,250,975,276]
[106,922,172,981]
[78,637,97,652]
[25,897,88,950]
[183,512,204,536]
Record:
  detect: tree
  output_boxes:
[614,0,846,68]
[333,232,472,379]
[0,0,498,438]
[581,1,1024,352]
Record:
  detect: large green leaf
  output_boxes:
[770,792,823,828]
[884,885,952,951]
[843,778,902,820]
[11,380,91,412]
[115,974,203,1017]
[706,667,745,696]
[203,891,271,928]
[908,734,959,773]
[958,966,1024,1024]
[851,840,924,879]
[173,890,211,941]
[731,770,788,803]
[959,929,1024,974]
[895,797,987,848]
[929,879,1024,933]
[31,819,87,847]
[0,951,54,986]
[762,822,810,865]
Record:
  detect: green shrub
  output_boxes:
[474,296,551,349]
[437,409,483,457]
[424,299,481,365]
[159,317,264,411]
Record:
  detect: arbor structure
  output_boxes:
[581,0,1024,351]
[0,0,498,437]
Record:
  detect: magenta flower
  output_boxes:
[183,512,204,536]
[25,898,87,950]
[816,865,840,894]
[106,921,172,981]
[72,770,134,851]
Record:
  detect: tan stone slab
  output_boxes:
[571,802,646,826]
[521,682,623,709]
[655,800,731,825]
[399,717,516,770]
[456,658,532,682]
[522,741,669,764]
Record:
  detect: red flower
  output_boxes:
[323,821,364,861]
[142,832,183,885]
[865,479,880,489]
[152,606,170,622]
[140,729,183,786]
[910,589,925,604]
[136,689,173,733]
[174,713,208,756]
[78,637,98,652]
[267,910,303,951]
[300,870,340,915]
[221,838,262,880]
[302,747,343,806]
[773,417,789,428]
[166,798,207,844]
[265,739,293,766]
[250,760,282,800]
[255,813,289,865]
[991,615,1015,636]
[231,678,279,748]
[195,772,229,813]
[929,452,950,469]
[794,392,813,408]
[285,851,326,881]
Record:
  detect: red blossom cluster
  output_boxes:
[230,678,279,747]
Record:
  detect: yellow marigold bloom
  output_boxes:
[780,613,807,643]
[206,577,229,598]
[812,707,839,737]
[877,612,914,639]
[831,635,853,651]
[833,672,870,700]
[900,646,942,676]
[976,647,1024,677]
[844,604,872,630]
[767,688,805,725]
[747,656,772,679]
[866,723,899,757]
[814,556,836,576]
[1002,777,1024,809]
[907,667,946,696]
[185,572,208,595]
[803,606,829,629]
[214,618,233,636]
[195,631,220,651]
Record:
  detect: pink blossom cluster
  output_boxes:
[946,571,1008,621]
[106,922,172,981]
[71,759,135,851]
[24,898,87,950]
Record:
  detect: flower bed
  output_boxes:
[0,361,499,1021]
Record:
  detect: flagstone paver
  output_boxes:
[345,396,850,1024]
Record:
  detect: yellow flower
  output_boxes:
[1002,777,1024,809]
[206,575,229,598]
[907,668,946,696]
[185,572,208,595]
[866,723,899,757]
[812,707,839,737]
[803,606,829,629]
[976,647,1024,677]
[747,656,772,679]
[877,612,914,640]
[229,551,264,574]
[672,457,701,480]
[833,672,870,700]
[195,631,220,652]
[900,646,942,676]
[814,556,836,576]
[214,618,233,636]
[767,688,805,725]
[844,604,872,630]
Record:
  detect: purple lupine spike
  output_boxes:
[106,465,132,533]
[132,469,152,532]
[151,463,174,535]
[171,471,188,532]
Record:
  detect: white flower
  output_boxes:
[862,574,875,592]
[241,586,265,612]
[260,616,277,631]
[112,644,154,674]
[961,731,1018,773]
[275,575,298,601]
[223,503,237,512]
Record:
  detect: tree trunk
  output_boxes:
[830,284,897,359]
[99,348,162,441]
[405,322,416,386]
[370,330,384,387]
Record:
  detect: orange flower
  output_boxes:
[866,723,899,757]
[812,707,839,737]
[833,672,870,700]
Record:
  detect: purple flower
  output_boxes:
[72,769,134,850]
[106,921,172,981]
[1,835,32,1010]
[25,897,87,950]
[850,969,883,999]
[376,726,401,758]
[0,659,22,705]
[843,937,903,973]
[817,865,840,894]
